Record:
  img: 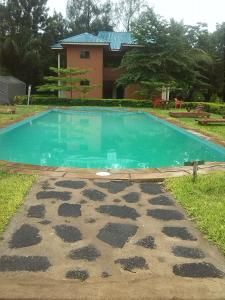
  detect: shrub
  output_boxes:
[210,93,222,103]
[183,102,225,116]
[14,95,152,108]
[191,91,206,102]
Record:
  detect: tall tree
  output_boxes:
[117,8,212,99]
[41,11,68,75]
[66,0,113,34]
[0,0,49,85]
[114,0,147,31]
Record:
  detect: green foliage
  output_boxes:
[166,172,225,254]
[37,67,98,99]
[210,93,222,103]
[118,9,217,101]
[0,170,37,234]
[14,96,152,107]
[183,102,225,116]
[0,0,50,86]
[191,90,206,102]
[66,0,114,34]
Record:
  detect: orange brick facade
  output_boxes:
[66,45,103,98]
[65,45,142,99]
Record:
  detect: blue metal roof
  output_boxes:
[51,32,137,51]
[98,31,136,50]
[51,43,63,49]
[60,33,108,45]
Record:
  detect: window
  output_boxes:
[80,80,90,86]
[80,50,90,59]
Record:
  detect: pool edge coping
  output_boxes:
[0,160,225,181]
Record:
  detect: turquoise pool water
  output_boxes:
[0,108,224,169]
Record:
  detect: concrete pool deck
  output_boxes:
[0,178,225,299]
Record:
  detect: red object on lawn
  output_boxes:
[153,97,164,108]
[175,98,184,109]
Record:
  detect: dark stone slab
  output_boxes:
[0,256,51,272]
[54,225,82,243]
[39,220,51,225]
[79,199,88,204]
[41,180,54,191]
[9,224,41,248]
[82,189,106,201]
[113,199,121,203]
[162,227,197,241]
[55,180,86,189]
[136,236,156,249]
[97,223,138,248]
[122,192,140,203]
[172,246,205,259]
[115,256,149,272]
[149,195,174,206]
[85,218,96,224]
[58,203,81,218]
[173,262,224,278]
[95,181,132,194]
[147,209,184,221]
[140,182,163,195]
[36,191,71,201]
[101,271,111,278]
[69,245,101,261]
[27,205,45,218]
[66,269,89,281]
[96,205,140,220]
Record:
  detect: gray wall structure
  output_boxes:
[0,76,26,104]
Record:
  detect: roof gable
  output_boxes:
[60,32,108,45]
[97,31,136,50]
[51,31,138,51]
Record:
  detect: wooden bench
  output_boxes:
[0,107,16,114]
[197,118,225,125]
[169,111,210,118]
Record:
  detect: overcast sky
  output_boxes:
[47,0,225,32]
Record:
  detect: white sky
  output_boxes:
[47,0,225,32]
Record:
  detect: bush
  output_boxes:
[14,95,152,108]
[191,91,206,102]
[13,96,225,115]
[210,93,222,103]
[183,102,225,116]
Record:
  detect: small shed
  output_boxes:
[0,76,26,104]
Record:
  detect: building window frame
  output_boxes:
[80,50,90,59]
[80,80,90,86]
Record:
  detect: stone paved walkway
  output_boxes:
[0,177,225,300]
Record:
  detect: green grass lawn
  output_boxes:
[0,105,49,127]
[0,170,37,234]
[166,172,225,254]
[144,108,225,141]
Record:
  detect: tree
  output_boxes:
[117,8,213,100]
[0,0,49,85]
[41,11,69,75]
[66,0,113,34]
[0,1,69,88]
[37,67,98,99]
[114,0,147,31]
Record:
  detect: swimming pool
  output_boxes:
[0,108,224,169]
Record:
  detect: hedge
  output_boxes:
[14,95,152,108]
[14,96,225,115]
[183,102,225,116]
